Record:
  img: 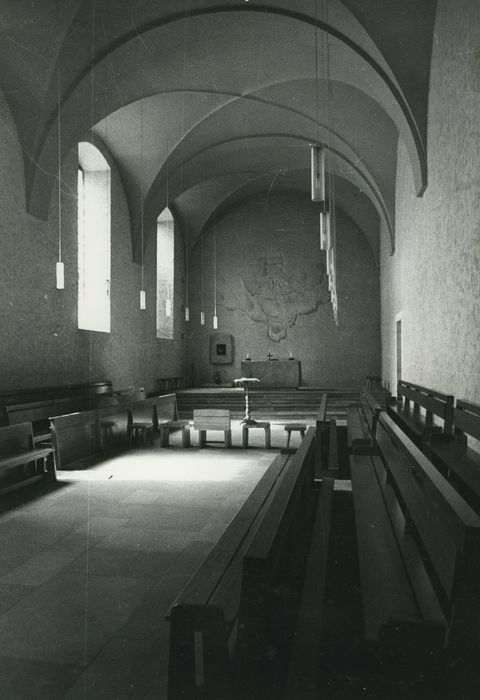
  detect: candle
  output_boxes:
[246,353,250,360]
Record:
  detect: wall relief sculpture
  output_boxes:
[225,251,330,341]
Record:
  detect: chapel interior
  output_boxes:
[1,1,479,699]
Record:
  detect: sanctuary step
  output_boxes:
[175,387,368,420]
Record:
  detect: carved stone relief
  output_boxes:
[225,251,330,341]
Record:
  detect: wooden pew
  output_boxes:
[387,379,454,448]
[347,389,382,454]
[51,405,129,470]
[4,396,92,445]
[0,380,112,409]
[427,399,480,514]
[167,453,290,699]
[50,394,184,469]
[314,392,338,475]
[0,422,54,495]
[351,412,480,663]
[167,430,334,699]
[192,409,231,448]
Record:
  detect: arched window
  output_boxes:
[77,142,111,332]
[156,208,174,339]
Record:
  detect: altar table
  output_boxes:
[240,360,301,388]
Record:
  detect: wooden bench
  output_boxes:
[387,379,454,449]
[192,409,231,448]
[351,412,480,664]
[347,389,382,454]
[3,396,92,445]
[50,394,186,469]
[167,429,334,699]
[427,399,480,514]
[0,422,54,495]
[0,380,112,409]
[314,392,338,475]
[51,405,130,470]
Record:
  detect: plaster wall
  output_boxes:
[381,0,480,402]
[0,90,185,394]
[186,193,380,387]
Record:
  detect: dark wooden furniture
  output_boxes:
[155,394,190,447]
[167,430,334,700]
[427,399,480,513]
[167,453,290,699]
[0,380,112,409]
[387,379,454,448]
[0,422,54,495]
[127,398,158,446]
[242,421,271,448]
[284,422,306,447]
[314,392,338,476]
[192,409,232,448]
[3,396,92,445]
[347,389,382,454]
[366,375,382,390]
[50,394,186,469]
[351,411,480,662]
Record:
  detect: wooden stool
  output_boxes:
[242,421,271,449]
[284,423,306,447]
[129,422,153,446]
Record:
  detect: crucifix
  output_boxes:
[267,352,273,360]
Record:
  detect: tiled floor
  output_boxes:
[0,420,306,699]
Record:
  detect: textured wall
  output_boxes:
[381,0,480,402]
[0,91,185,394]
[186,193,380,387]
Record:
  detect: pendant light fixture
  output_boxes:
[139,101,146,309]
[310,0,326,208]
[200,234,205,325]
[56,59,64,289]
[213,231,218,330]
[184,226,190,321]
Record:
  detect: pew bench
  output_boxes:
[167,429,334,699]
[314,392,338,476]
[3,396,92,446]
[347,389,382,454]
[167,453,290,699]
[0,422,55,495]
[387,379,454,449]
[351,412,480,665]
[427,399,480,513]
[192,409,231,448]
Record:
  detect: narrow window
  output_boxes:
[156,208,174,339]
[77,142,111,332]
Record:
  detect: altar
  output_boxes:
[240,360,301,388]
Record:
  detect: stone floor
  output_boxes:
[0,419,309,699]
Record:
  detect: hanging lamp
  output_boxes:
[184,226,190,321]
[200,234,205,325]
[139,102,146,309]
[213,231,218,330]
[56,60,64,289]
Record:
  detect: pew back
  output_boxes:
[454,399,480,441]
[167,453,290,699]
[0,422,54,493]
[387,380,454,447]
[373,413,480,652]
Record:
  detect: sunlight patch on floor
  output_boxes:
[57,450,270,483]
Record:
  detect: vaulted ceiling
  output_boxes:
[0,0,437,260]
